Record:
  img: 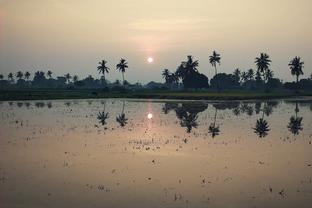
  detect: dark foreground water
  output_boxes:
[0,98,311,208]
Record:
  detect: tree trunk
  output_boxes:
[215,65,219,92]
[122,72,125,85]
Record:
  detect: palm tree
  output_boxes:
[47,70,53,79]
[97,102,109,126]
[241,71,248,82]
[116,58,128,85]
[264,68,274,81]
[97,60,110,85]
[255,53,271,82]
[289,56,304,84]
[287,102,303,135]
[0,74,3,80]
[8,73,14,82]
[208,108,220,138]
[16,71,23,80]
[97,111,109,126]
[162,69,171,84]
[247,69,254,80]
[183,55,199,74]
[233,68,241,83]
[209,51,221,90]
[253,105,270,138]
[254,118,270,138]
[180,113,198,133]
[73,75,79,83]
[116,101,128,127]
[24,71,31,81]
[64,73,71,84]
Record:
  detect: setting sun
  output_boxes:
[147,57,154,63]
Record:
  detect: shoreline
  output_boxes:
[1,89,311,101]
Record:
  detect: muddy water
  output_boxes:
[0,99,311,208]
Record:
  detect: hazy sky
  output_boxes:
[0,0,311,83]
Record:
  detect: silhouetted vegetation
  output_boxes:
[0,53,311,101]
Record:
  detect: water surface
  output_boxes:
[0,99,312,208]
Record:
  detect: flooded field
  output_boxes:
[0,98,311,208]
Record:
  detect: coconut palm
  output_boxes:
[289,56,304,84]
[116,101,128,127]
[116,58,128,85]
[247,69,255,80]
[287,102,303,135]
[180,113,198,133]
[97,60,110,85]
[8,73,14,82]
[264,68,274,82]
[162,69,171,84]
[183,55,199,74]
[254,118,270,138]
[73,75,79,83]
[241,71,248,82]
[233,68,241,83]
[253,106,270,138]
[208,108,220,138]
[64,73,71,84]
[255,53,271,82]
[47,70,53,79]
[97,103,109,126]
[209,51,221,90]
[16,71,23,80]
[24,71,31,80]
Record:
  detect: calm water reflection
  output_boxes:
[0,98,312,208]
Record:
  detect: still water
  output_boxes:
[0,98,311,208]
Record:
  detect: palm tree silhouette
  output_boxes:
[253,106,270,138]
[233,68,241,83]
[116,58,128,85]
[116,101,128,127]
[241,71,248,82]
[97,102,109,126]
[8,73,14,82]
[183,55,199,74]
[289,56,304,84]
[247,69,254,80]
[287,102,303,135]
[16,71,23,80]
[208,108,220,138]
[73,75,79,83]
[209,51,221,90]
[162,69,171,84]
[180,112,198,133]
[24,71,31,80]
[47,70,53,79]
[97,60,110,85]
[255,53,271,83]
[64,73,71,84]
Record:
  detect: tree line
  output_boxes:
[162,51,309,91]
[0,52,311,91]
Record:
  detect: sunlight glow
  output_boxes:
[147,57,154,63]
[147,113,153,119]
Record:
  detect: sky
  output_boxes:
[0,0,311,83]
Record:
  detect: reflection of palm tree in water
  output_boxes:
[208,108,220,138]
[172,102,207,133]
[180,113,198,133]
[97,102,109,126]
[253,104,270,138]
[116,101,128,127]
[287,102,303,135]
